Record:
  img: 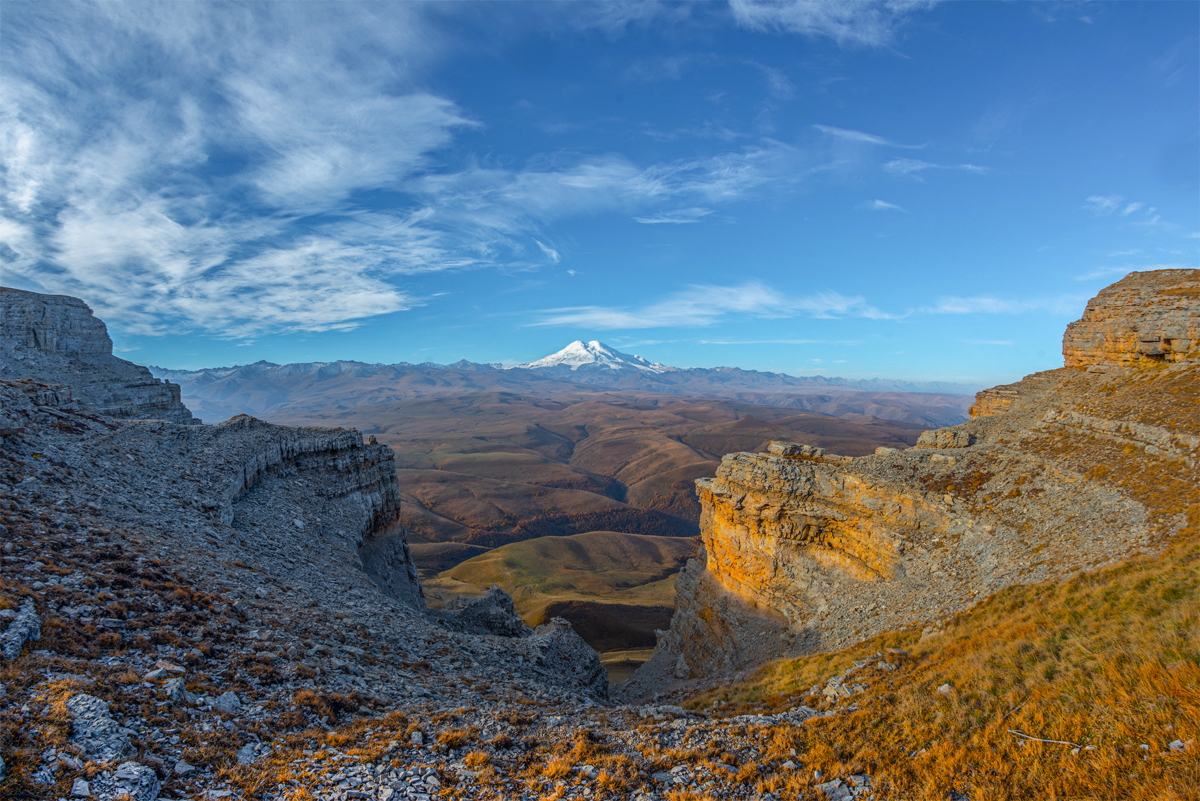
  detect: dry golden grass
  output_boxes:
[691,531,1200,800]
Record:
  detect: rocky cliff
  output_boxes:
[0,288,608,704]
[620,269,1200,700]
[0,287,197,423]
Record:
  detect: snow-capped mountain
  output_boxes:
[517,341,669,373]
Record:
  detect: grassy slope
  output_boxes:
[686,518,1200,800]
[428,530,697,628]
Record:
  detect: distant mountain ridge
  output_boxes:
[149,343,979,427]
[152,342,978,394]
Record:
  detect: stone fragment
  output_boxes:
[410,730,424,746]
[94,761,160,801]
[0,598,40,659]
[213,691,241,713]
[236,742,264,765]
[936,683,953,696]
[66,693,131,762]
[174,759,195,775]
[72,778,91,797]
[516,618,608,701]
[816,779,851,800]
[442,585,530,638]
[768,441,825,459]
[162,677,191,703]
[915,429,974,449]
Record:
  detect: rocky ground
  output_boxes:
[0,401,884,801]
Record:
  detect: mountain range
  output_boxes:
[150,340,978,427]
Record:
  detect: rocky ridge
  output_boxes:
[620,269,1200,701]
[0,288,197,424]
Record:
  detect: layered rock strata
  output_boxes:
[621,269,1199,700]
[0,287,607,700]
[0,287,197,423]
[1063,268,1200,366]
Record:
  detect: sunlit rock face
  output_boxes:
[1062,269,1200,367]
[619,269,1199,701]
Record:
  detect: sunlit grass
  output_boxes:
[689,528,1200,800]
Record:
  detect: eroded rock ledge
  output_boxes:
[0,287,197,424]
[621,269,1199,701]
[0,286,608,701]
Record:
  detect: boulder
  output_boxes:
[443,585,530,638]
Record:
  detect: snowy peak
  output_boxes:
[519,340,668,373]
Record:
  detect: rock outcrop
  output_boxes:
[0,287,197,423]
[0,288,609,710]
[1063,268,1200,366]
[621,269,1199,700]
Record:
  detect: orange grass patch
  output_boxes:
[691,533,1200,800]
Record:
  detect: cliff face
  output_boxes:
[0,286,423,607]
[621,269,1199,700]
[0,288,609,699]
[0,287,197,423]
[1063,268,1200,366]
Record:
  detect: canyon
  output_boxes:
[620,269,1199,700]
[1,269,1196,801]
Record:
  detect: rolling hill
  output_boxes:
[425,531,699,652]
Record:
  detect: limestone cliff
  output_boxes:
[620,269,1199,700]
[0,287,197,423]
[0,286,423,608]
[0,288,609,698]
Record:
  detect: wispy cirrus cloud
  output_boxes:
[1082,194,1192,235]
[921,294,1088,316]
[863,199,908,212]
[813,124,919,148]
[1074,264,1191,282]
[729,0,941,47]
[1084,195,1125,215]
[697,338,862,345]
[884,158,987,177]
[0,2,827,339]
[530,282,891,329]
[634,207,714,224]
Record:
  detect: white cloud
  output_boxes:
[921,294,1088,316]
[1121,202,1145,217]
[884,158,987,177]
[0,2,825,339]
[864,199,908,213]
[729,0,941,47]
[634,207,713,224]
[698,338,861,345]
[1075,264,1191,282]
[531,282,890,329]
[813,124,897,146]
[1085,195,1124,215]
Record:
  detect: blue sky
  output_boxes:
[2,0,1197,382]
